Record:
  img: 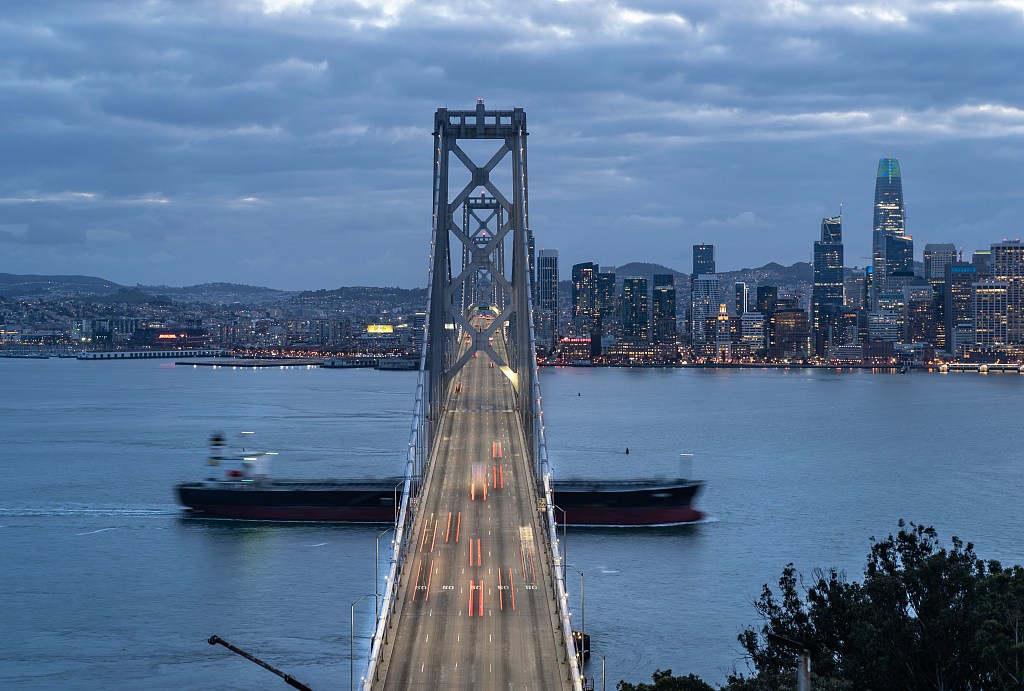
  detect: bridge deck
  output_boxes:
[374,317,570,690]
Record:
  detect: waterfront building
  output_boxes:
[735,282,749,315]
[951,323,975,356]
[571,262,598,333]
[991,240,1024,343]
[691,275,720,343]
[868,311,901,342]
[621,277,649,341]
[974,280,1008,347]
[740,312,766,352]
[768,309,811,360]
[944,262,978,352]
[812,214,844,355]
[652,274,676,344]
[537,249,559,347]
[871,157,906,310]
[715,303,732,360]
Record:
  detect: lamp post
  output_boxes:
[351,594,374,691]
[566,565,584,668]
[591,652,606,691]
[551,504,567,580]
[375,529,393,622]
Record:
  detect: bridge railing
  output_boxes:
[526,242,584,691]
[360,234,436,690]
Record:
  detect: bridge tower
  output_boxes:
[426,101,539,475]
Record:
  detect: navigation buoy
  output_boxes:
[625,447,629,454]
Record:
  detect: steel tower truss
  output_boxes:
[427,102,536,463]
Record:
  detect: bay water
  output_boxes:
[2,359,1022,689]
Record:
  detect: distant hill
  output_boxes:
[82,289,171,305]
[612,262,686,282]
[298,286,427,302]
[0,273,121,297]
[138,282,282,295]
[725,262,812,283]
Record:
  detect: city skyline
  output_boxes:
[2,1,1024,290]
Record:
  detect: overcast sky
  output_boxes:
[2,0,1022,289]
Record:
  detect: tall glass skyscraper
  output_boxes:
[571,262,597,332]
[871,158,906,309]
[690,244,715,336]
[652,274,676,344]
[537,249,558,346]
[622,277,649,341]
[812,214,844,341]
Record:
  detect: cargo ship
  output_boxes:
[176,434,704,526]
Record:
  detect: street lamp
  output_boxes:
[566,565,584,669]
[591,652,606,691]
[351,594,374,691]
[551,504,567,579]
[375,529,393,622]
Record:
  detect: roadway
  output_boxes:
[373,315,570,690]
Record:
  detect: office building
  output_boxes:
[974,280,1008,347]
[740,312,766,351]
[944,262,978,351]
[652,274,676,344]
[991,240,1024,343]
[735,282,749,315]
[621,277,649,341]
[924,244,957,284]
[973,249,993,277]
[768,309,811,360]
[691,275,720,343]
[812,214,844,353]
[537,249,559,346]
[846,269,866,310]
[871,157,906,309]
[691,245,715,335]
[715,303,732,360]
[571,262,597,333]
[756,286,778,314]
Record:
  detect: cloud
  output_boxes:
[0,0,1022,287]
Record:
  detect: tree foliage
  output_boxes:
[618,521,1024,691]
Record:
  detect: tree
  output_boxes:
[617,669,715,691]
[738,521,997,690]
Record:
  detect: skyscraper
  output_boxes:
[812,214,844,351]
[871,158,906,309]
[991,241,1024,343]
[974,280,1008,347]
[571,262,597,333]
[691,245,715,335]
[924,244,957,284]
[537,249,558,346]
[652,274,676,344]
[596,269,616,324]
[945,262,978,352]
[622,277,649,341]
[691,275,720,343]
[735,282,749,315]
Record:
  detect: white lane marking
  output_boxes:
[77,528,115,535]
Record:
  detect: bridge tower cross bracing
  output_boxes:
[427,101,540,476]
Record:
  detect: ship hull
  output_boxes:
[177,478,704,526]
